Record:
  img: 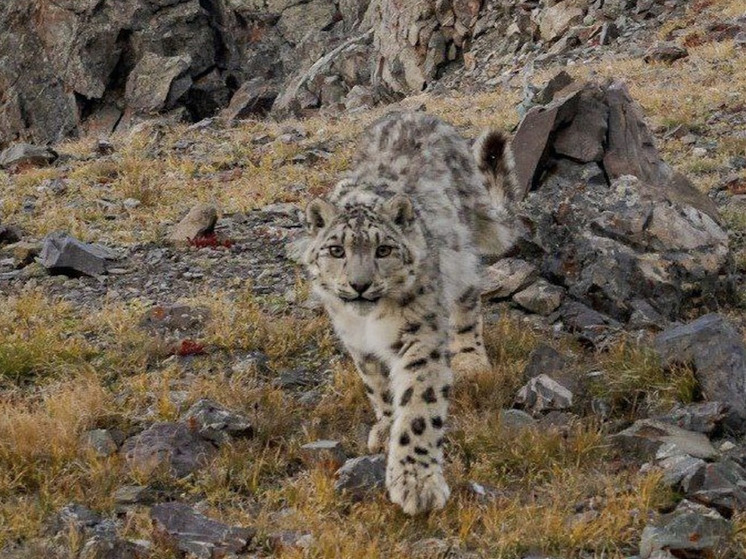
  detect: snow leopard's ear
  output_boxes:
[305,198,337,234]
[383,195,415,230]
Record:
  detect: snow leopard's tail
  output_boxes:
[472,130,520,206]
[471,130,523,258]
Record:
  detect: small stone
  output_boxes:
[611,419,718,461]
[122,198,141,210]
[334,454,386,499]
[683,459,746,516]
[96,138,115,156]
[121,422,217,478]
[512,280,565,315]
[522,344,569,381]
[483,258,538,298]
[151,502,254,558]
[140,304,210,335]
[40,232,117,277]
[533,70,574,105]
[639,500,730,559]
[655,402,727,435]
[0,143,57,170]
[515,374,573,414]
[658,454,705,487]
[499,409,537,430]
[559,301,621,348]
[181,398,254,444]
[113,485,153,506]
[169,204,218,243]
[300,440,346,470]
[692,147,708,158]
[643,42,688,64]
[269,531,314,552]
[81,429,118,457]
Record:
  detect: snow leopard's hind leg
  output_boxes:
[449,285,491,376]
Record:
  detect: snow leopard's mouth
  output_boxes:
[341,295,381,305]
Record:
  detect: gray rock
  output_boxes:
[40,232,117,277]
[344,85,376,111]
[0,143,57,169]
[221,78,278,120]
[269,531,314,552]
[655,314,746,432]
[168,203,218,243]
[140,304,210,336]
[539,2,585,42]
[521,344,569,382]
[643,42,689,64]
[684,459,746,516]
[558,301,621,348]
[121,422,217,478]
[658,454,706,487]
[79,535,149,559]
[277,0,337,45]
[512,279,565,315]
[553,86,608,163]
[611,419,718,461]
[113,485,153,506]
[639,500,731,559]
[656,402,727,435]
[49,503,102,538]
[499,409,537,431]
[181,398,254,444]
[334,454,386,499]
[0,225,22,246]
[511,80,730,327]
[81,429,119,457]
[627,299,666,330]
[533,70,574,105]
[300,440,347,469]
[482,258,538,299]
[515,374,573,414]
[125,52,192,114]
[151,502,254,558]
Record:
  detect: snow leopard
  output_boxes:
[298,110,518,515]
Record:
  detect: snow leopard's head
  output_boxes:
[301,196,424,312]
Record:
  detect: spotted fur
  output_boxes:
[299,111,517,515]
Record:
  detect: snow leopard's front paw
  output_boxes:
[386,459,450,515]
[450,350,491,377]
[368,418,392,454]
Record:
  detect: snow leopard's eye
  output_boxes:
[375,245,393,258]
[328,245,345,258]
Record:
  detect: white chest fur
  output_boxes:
[328,303,400,359]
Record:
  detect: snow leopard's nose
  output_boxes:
[350,281,372,295]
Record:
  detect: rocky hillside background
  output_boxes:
[2,0,746,557]
[5,0,740,147]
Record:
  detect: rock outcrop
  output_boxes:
[493,78,733,331]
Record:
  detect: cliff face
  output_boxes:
[0,0,519,146]
[0,0,689,147]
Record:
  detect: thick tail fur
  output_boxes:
[471,130,522,258]
[472,130,520,205]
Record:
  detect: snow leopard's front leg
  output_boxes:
[386,325,452,515]
[351,352,393,453]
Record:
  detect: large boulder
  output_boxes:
[506,79,732,327]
